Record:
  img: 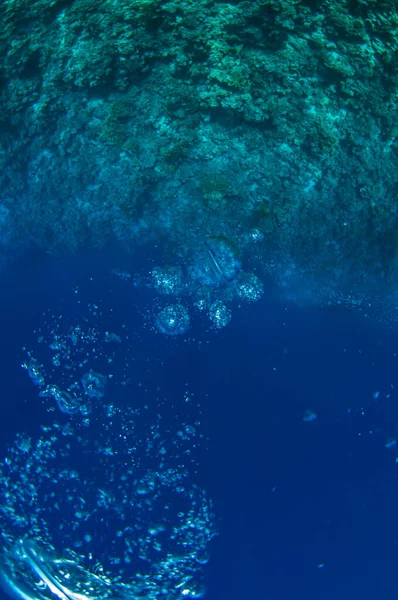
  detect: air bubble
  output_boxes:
[155,304,190,336]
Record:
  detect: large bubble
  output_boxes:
[155,304,190,336]
[189,237,241,288]
[234,272,264,303]
[26,359,45,388]
[81,370,108,399]
[209,300,232,329]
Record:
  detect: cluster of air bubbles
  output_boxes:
[155,304,190,336]
[111,231,265,335]
[152,266,184,295]
[235,272,264,303]
[5,296,216,599]
[0,410,215,600]
[24,356,107,416]
[209,300,232,330]
[21,303,123,414]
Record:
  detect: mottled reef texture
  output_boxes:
[0,0,398,302]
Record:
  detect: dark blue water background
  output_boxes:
[1,248,398,600]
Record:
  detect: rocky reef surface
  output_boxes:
[1,0,398,312]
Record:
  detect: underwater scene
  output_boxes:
[1,0,398,599]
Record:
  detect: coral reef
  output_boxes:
[0,0,397,304]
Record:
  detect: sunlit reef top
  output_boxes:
[0,0,397,318]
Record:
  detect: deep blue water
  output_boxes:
[1,249,398,599]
